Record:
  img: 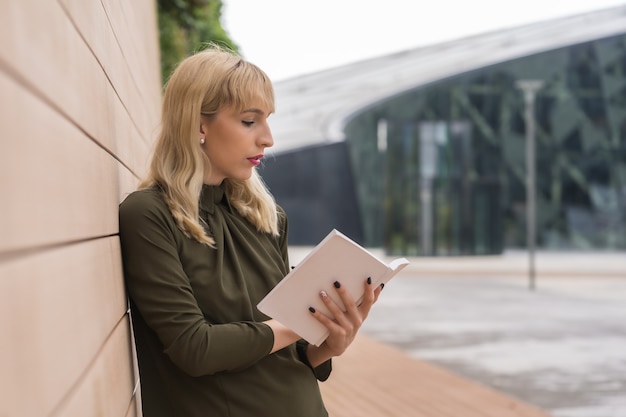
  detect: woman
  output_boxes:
[119,45,382,417]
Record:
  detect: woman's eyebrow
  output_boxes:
[241,108,264,114]
[241,108,274,117]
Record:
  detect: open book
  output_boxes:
[257,229,410,346]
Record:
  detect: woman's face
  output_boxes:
[200,102,274,185]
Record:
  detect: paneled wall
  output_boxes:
[0,1,161,416]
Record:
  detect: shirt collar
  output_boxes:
[199,183,228,214]
[199,183,232,214]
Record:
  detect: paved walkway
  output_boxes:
[289,249,626,417]
[320,334,552,417]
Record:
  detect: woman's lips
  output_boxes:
[247,155,263,166]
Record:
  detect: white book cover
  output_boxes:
[257,229,410,346]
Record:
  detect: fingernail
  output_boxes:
[333,281,341,288]
[380,283,385,290]
[309,306,316,313]
[367,277,372,285]
[320,290,328,298]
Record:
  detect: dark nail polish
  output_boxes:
[309,306,316,313]
[380,283,385,290]
[333,281,341,289]
[367,277,372,285]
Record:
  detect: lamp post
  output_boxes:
[515,80,543,291]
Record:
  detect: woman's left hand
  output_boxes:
[306,278,383,365]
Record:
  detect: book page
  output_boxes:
[388,257,410,274]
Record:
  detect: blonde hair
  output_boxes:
[139,45,279,246]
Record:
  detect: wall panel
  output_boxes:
[125,396,141,417]
[59,0,161,145]
[0,238,129,417]
[0,0,160,416]
[104,0,162,135]
[0,70,120,252]
[0,0,113,150]
[0,0,157,173]
[51,320,136,417]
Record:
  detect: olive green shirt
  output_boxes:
[119,184,331,417]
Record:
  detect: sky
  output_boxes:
[222,0,626,81]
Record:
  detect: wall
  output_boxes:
[0,1,161,416]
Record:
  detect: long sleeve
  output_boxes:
[119,189,275,376]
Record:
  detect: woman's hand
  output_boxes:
[306,277,383,367]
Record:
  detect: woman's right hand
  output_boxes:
[306,277,383,366]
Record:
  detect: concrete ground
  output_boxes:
[289,249,626,417]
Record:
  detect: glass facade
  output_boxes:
[259,142,363,245]
[344,34,626,255]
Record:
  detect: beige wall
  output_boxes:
[0,0,161,416]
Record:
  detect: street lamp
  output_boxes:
[515,80,544,291]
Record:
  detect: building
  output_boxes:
[259,6,626,256]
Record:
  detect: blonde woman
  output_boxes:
[119,45,382,417]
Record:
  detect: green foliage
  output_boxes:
[157,0,239,84]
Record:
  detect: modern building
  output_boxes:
[259,6,626,256]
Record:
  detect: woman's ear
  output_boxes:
[199,122,207,145]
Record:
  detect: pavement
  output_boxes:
[289,248,626,417]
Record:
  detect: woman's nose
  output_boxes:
[259,125,274,148]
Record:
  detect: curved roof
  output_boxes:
[268,6,626,155]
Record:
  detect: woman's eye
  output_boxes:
[242,121,254,127]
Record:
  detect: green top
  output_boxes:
[119,184,331,417]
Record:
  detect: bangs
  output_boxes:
[226,61,275,114]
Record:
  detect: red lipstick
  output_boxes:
[247,154,264,166]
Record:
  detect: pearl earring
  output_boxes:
[200,137,205,144]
